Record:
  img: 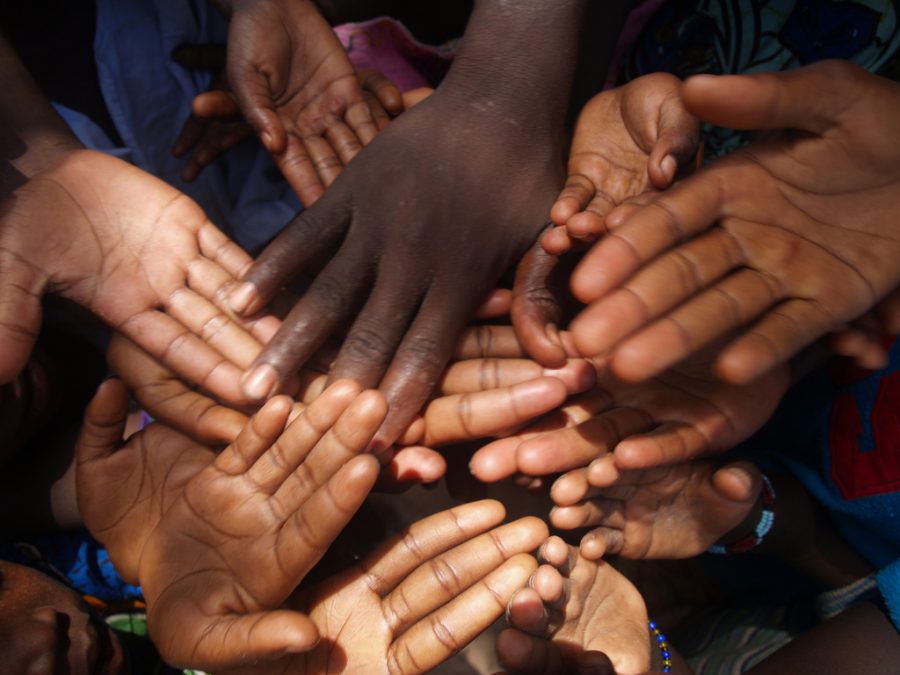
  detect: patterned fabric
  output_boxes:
[623,0,900,157]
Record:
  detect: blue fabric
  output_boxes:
[877,559,900,631]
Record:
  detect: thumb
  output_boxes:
[647,90,701,189]
[681,60,865,135]
[711,460,763,505]
[75,379,129,465]
[175,610,319,669]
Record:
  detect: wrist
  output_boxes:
[709,474,776,555]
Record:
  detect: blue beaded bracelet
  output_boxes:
[708,473,776,555]
[649,620,673,673]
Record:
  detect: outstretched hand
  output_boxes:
[0,149,279,397]
[469,340,789,482]
[229,84,565,454]
[172,38,401,191]
[224,0,401,205]
[570,60,900,385]
[512,74,698,367]
[77,377,387,670]
[224,500,549,674]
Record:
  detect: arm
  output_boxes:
[233,0,632,460]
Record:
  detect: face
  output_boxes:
[0,561,126,675]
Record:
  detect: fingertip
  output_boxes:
[241,362,281,401]
[229,281,259,315]
[550,197,578,227]
[469,439,518,482]
[540,226,573,255]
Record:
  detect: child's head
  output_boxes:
[0,560,125,674]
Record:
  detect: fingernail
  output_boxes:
[661,154,677,183]
[229,282,256,315]
[242,364,279,400]
[261,130,274,149]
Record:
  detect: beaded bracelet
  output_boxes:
[708,473,776,555]
[649,620,673,673]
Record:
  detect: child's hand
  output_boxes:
[497,536,651,675]
[543,73,699,255]
[75,379,217,582]
[172,39,402,194]
[470,343,790,483]
[0,149,280,400]
[552,460,763,560]
[570,60,900,385]
[223,500,549,674]
[223,0,403,205]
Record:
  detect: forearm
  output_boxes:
[439,0,589,133]
[0,32,81,197]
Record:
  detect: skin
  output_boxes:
[552,459,763,560]
[221,502,549,674]
[76,378,386,669]
[0,561,125,675]
[171,38,402,189]
[469,339,790,482]
[217,0,397,205]
[106,325,594,482]
[512,73,699,368]
[497,537,651,675]
[229,0,622,457]
[0,148,282,401]
[569,60,900,385]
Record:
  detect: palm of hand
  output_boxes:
[77,422,214,583]
[10,149,268,403]
[572,62,900,384]
[242,88,566,449]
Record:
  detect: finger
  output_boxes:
[323,120,364,166]
[550,172,598,227]
[279,453,380,580]
[229,189,349,317]
[512,239,569,368]
[829,326,889,371]
[496,627,566,675]
[420,377,568,447]
[362,499,507,594]
[506,587,551,636]
[327,268,425,389]
[171,43,227,70]
[75,379,129,465]
[716,298,839,384]
[271,387,386,507]
[453,325,527,360]
[516,407,655,476]
[165,287,265,369]
[551,499,621,533]
[192,90,242,120]
[0,247,45,383]
[607,267,781,382]
[384,445,447,484]
[240,247,368,401]
[214,395,293,475]
[580,528,620,560]
[473,288,512,319]
[388,553,539,674]
[181,609,318,670]
[109,335,248,444]
[196,220,256,280]
[181,123,254,182]
[613,420,728,470]
[117,309,251,405]
[402,87,434,108]
[301,132,344,186]
[383,516,549,636]
[172,114,211,158]
[541,225,576,255]
[570,227,744,361]
[681,61,867,135]
[357,68,403,116]
[439,358,592,395]
[246,380,361,491]
[549,468,590,507]
[228,58,285,152]
[569,173,727,305]
[371,287,479,451]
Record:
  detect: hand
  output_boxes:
[225,0,401,205]
[224,500,549,674]
[544,72,699,254]
[512,74,698,367]
[229,85,565,453]
[172,40,401,189]
[569,61,900,384]
[78,376,387,670]
[0,149,280,400]
[552,459,763,561]
[497,536,651,675]
[470,343,790,481]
